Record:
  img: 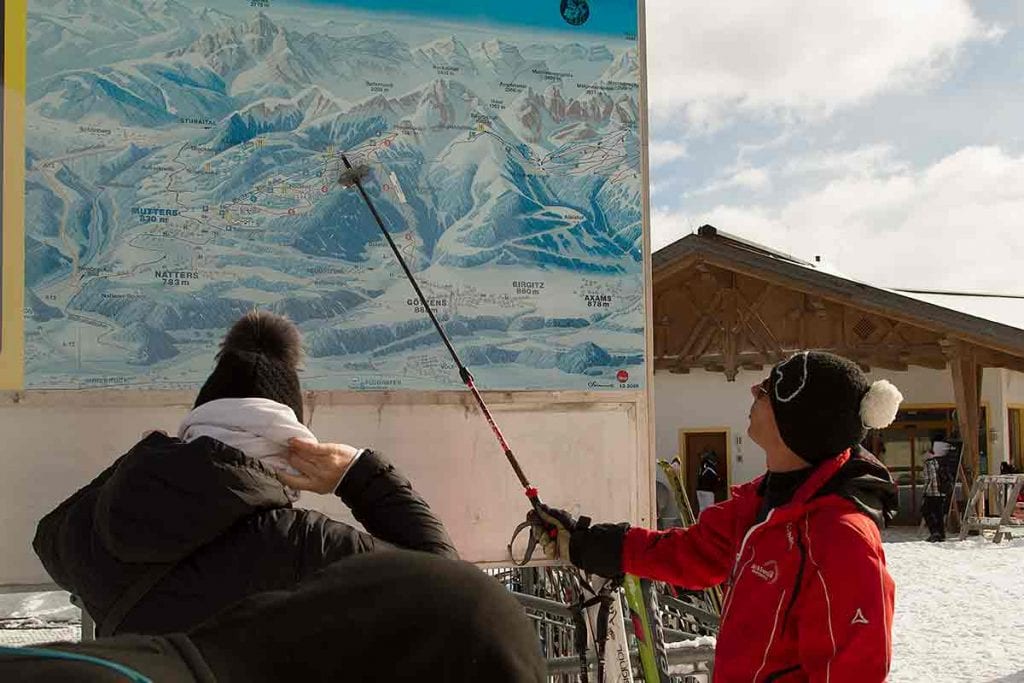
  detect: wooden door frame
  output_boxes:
[678,427,733,500]
[1008,404,1024,470]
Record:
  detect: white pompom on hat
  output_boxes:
[860,379,904,429]
[768,351,904,464]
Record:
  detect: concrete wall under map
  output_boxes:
[0,390,654,585]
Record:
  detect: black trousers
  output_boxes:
[0,551,546,682]
[921,495,947,537]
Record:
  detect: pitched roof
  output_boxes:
[891,290,1024,333]
[653,225,1024,359]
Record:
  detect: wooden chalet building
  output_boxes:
[652,225,1024,524]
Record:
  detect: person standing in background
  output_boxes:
[921,433,951,542]
[695,448,722,513]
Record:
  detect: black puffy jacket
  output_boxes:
[33,432,456,635]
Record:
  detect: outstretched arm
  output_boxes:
[620,499,739,588]
[532,493,744,589]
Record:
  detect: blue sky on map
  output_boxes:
[645,0,1024,294]
[299,0,636,36]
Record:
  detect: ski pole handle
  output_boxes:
[526,487,560,541]
[508,489,562,565]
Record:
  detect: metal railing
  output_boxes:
[489,566,717,682]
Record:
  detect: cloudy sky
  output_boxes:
[644,0,1024,295]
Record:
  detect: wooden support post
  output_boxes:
[722,278,739,381]
[959,477,984,541]
[945,341,983,485]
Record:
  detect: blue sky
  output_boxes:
[646,0,1024,294]
[300,0,637,37]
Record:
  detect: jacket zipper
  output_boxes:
[781,528,807,628]
[722,509,776,620]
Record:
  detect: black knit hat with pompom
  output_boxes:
[194,310,305,421]
[766,351,870,464]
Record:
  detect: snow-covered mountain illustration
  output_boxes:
[22,2,644,390]
[28,0,235,79]
[414,36,478,75]
[173,14,411,95]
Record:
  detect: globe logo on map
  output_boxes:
[560,0,590,26]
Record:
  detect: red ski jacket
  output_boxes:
[624,449,895,682]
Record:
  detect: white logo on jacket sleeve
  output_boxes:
[750,560,778,584]
[851,608,869,625]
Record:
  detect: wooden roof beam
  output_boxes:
[897,353,948,371]
[807,297,828,318]
[687,246,1024,359]
[973,349,1024,373]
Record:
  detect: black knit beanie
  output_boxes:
[194,311,305,422]
[767,351,902,465]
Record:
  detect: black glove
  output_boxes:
[527,504,629,579]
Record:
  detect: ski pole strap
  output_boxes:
[507,491,573,565]
[570,585,617,683]
[508,519,539,567]
[572,594,591,683]
[594,588,617,683]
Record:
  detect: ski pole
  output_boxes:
[337,155,547,518]
[337,157,618,670]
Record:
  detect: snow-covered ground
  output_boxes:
[0,591,79,646]
[885,528,1024,683]
[3,529,1023,681]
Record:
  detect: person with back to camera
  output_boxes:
[33,310,456,637]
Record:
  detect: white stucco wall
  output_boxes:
[862,366,1003,415]
[0,392,653,586]
[653,365,1024,486]
[1005,369,1024,406]
[653,368,767,486]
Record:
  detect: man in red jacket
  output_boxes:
[532,351,904,682]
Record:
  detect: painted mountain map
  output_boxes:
[21,0,644,390]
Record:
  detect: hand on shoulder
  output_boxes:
[276,438,361,495]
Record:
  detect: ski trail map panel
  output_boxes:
[18,0,644,391]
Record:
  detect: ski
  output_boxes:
[623,575,670,682]
[657,459,723,615]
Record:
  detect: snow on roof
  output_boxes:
[891,290,1024,333]
[658,228,1024,338]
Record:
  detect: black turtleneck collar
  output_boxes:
[749,448,899,529]
[756,467,815,523]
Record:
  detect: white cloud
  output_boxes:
[653,146,1024,293]
[649,140,688,167]
[644,0,1001,126]
[731,167,771,190]
[781,144,906,178]
[688,165,772,196]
